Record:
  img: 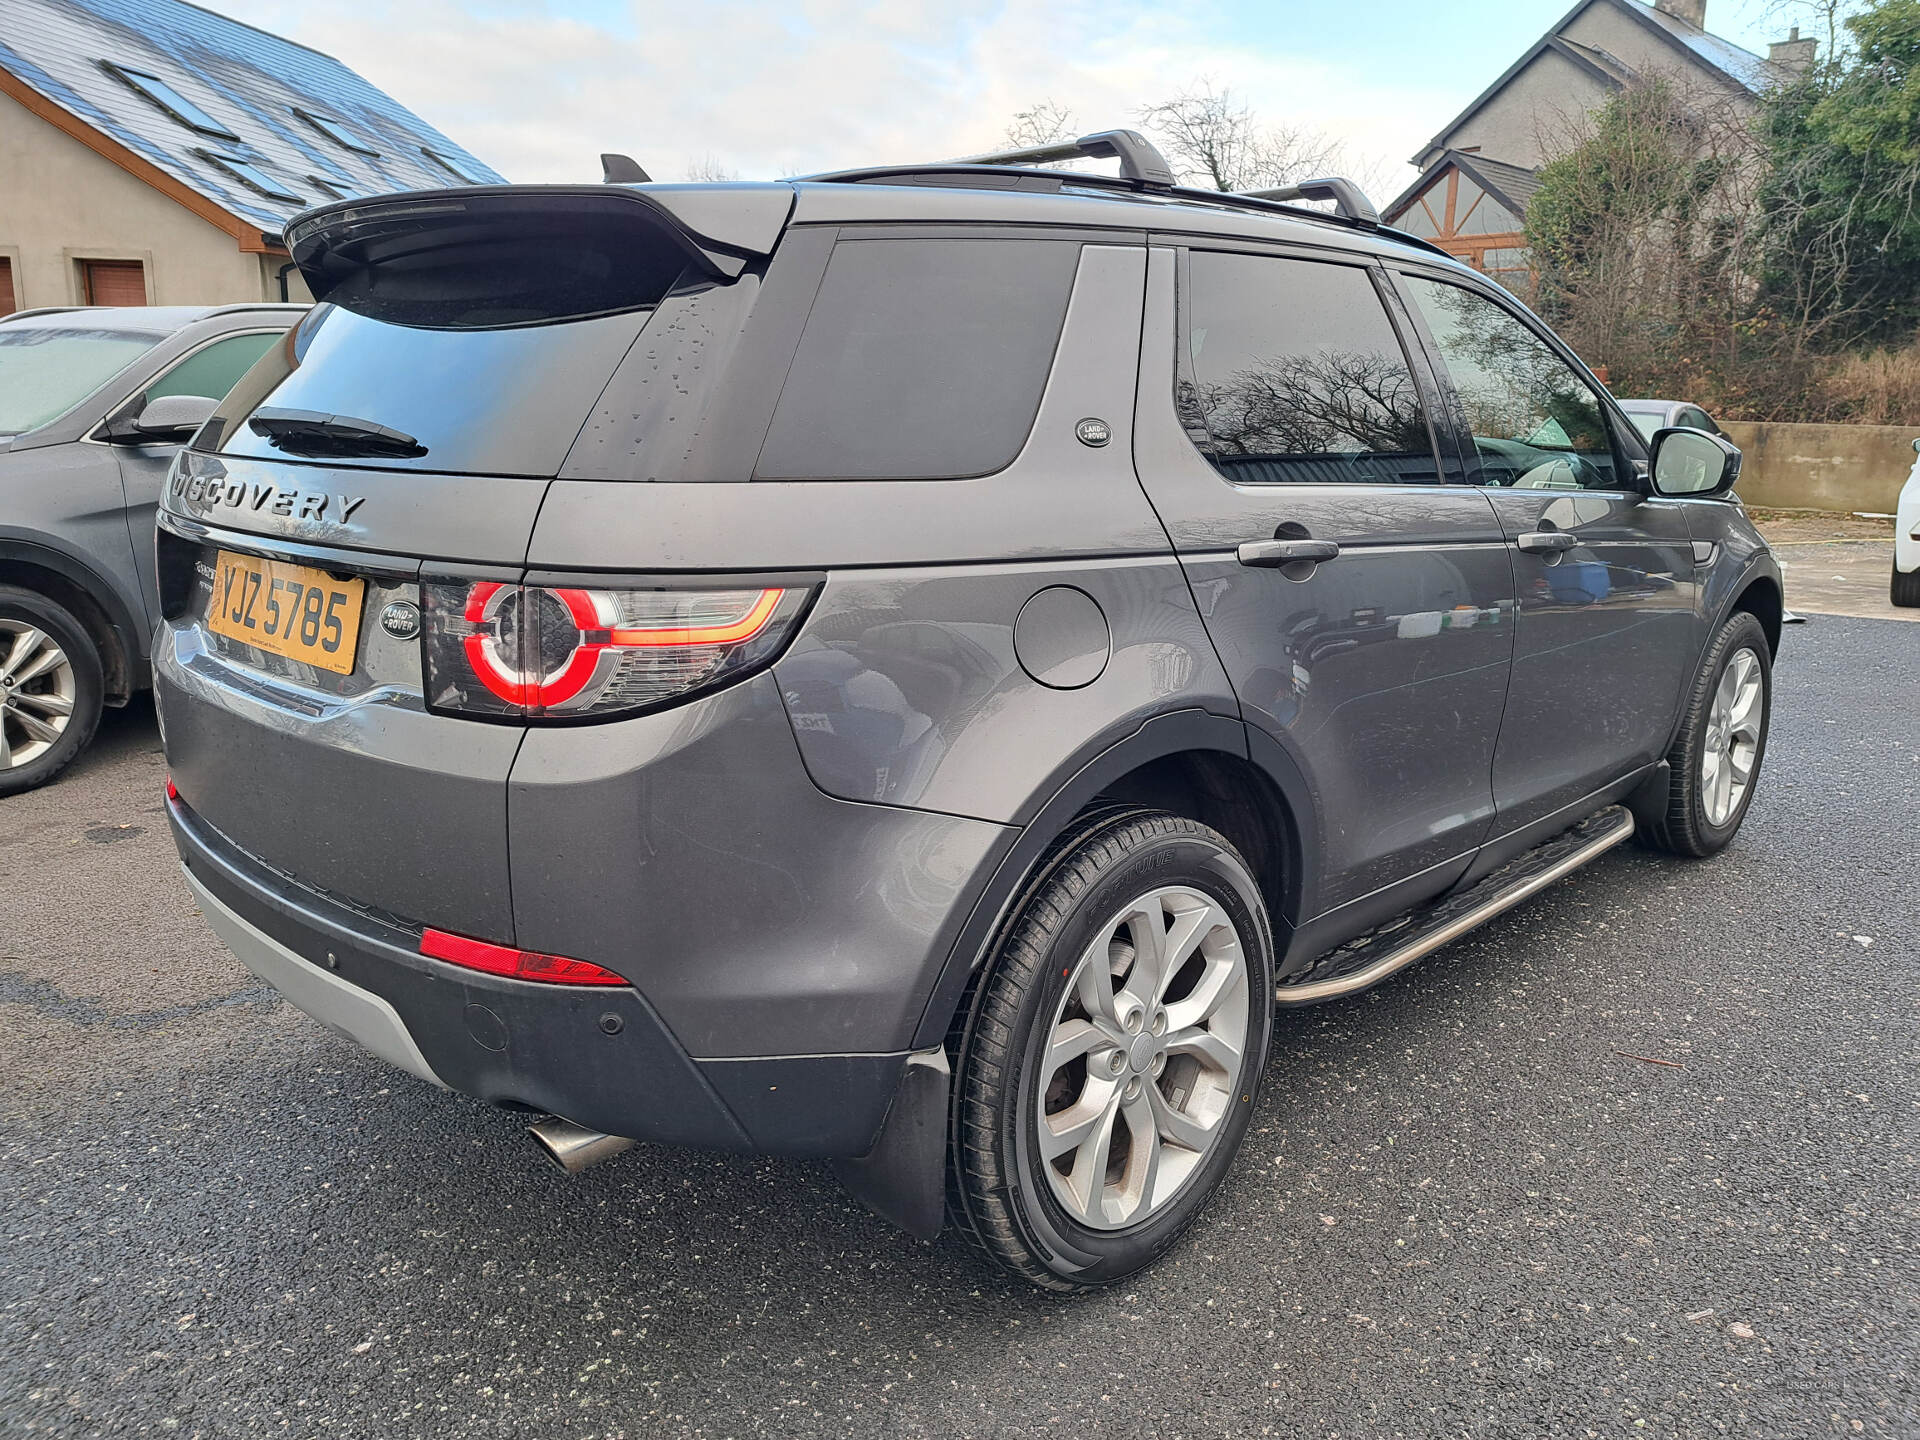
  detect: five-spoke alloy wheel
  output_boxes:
[0,587,104,797]
[1,619,79,772]
[1700,647,1763,827]
[1037,885,1249,1230]
[953,811,1273,1289]
[1640,608,1772,857]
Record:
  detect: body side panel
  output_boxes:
[1133,245,1517,917]
[506,670,1014,1059]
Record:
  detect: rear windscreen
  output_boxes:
[200,301,657,477]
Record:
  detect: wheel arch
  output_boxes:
[910,710,1311,1051]
[1727,571,1782,658]
[0,538,141,703]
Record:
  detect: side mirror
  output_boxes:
[103,393,219,444]
[133,394,219,441]
[1649,426,1741,498]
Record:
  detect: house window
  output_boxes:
[195,150,302,203]
[0,258,14,316]
[292,107,380,157]
[100,62,238,140]
[82,259,147,306]
[421,147,483,184]
[306,175,359,201]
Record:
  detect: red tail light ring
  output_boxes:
[445,581,795,717]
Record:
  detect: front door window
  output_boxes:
[1403,276,1624,492]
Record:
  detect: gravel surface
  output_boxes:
[2,618,1916,1439]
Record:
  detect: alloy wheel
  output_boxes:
[1701,647,1763,827]
[1036,885,1250,1230]
[0,621,77,771]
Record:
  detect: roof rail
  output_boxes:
[1239,177,1379,226]
[865,129,1176,189]
[0,306,91,323]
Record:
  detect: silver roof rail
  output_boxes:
[937,129,1175,188]
[1239,176,1379,226]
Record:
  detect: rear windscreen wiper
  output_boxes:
[247,407,426,459]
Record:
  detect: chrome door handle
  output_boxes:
[1516,531,1577,554]
[1237,538,1341,567]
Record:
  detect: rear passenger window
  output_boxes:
[754,238,1078,480]
[1178,251,1439,485]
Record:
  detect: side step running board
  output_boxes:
[1274,806,1636,1007]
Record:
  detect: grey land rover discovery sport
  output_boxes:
[157,131,1780,1289]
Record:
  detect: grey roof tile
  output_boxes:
[0,0,504,238]
[1627,0,1777,93]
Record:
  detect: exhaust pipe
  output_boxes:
[529,1118,636,1174]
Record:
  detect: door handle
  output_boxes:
[1237,538,1341,567]
[1516,531,1577,554]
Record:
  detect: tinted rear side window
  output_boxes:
[1179,251,1438,485]
[753,237,1078,480]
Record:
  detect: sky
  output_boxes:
[214,0,1821,193]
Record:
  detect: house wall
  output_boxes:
[0,89,306,308]
[1433,47,1614,170]
[1427,1,1761,169]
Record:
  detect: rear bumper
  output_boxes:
[170,797,910,1156]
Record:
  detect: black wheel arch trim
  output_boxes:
[910,707,1314,1051]
[0,531,146,698]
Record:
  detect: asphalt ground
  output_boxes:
[2,614,1915,1439]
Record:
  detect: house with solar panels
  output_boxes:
[1380,0,1817,288]
[0,0,503,312]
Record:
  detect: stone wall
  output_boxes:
[1720,420,1919,513]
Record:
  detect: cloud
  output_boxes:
[218,0,1459,189]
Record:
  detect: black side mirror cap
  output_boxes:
[1648,426,1742,498]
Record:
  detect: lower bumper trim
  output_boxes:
[183,865,447,1089]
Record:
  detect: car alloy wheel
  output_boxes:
[0,620,77,771]
[1035,884,1251,1230]
[1700,646,1763,827]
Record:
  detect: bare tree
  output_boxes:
[1137,83,1345,192]
[1758,0,1861,63]
[1001,100,1076,151]
[685,155,738,183]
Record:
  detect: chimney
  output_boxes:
[1769,25,1819,77]
[1654,0,1707,27]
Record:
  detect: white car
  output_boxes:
[1897,438,1920,608]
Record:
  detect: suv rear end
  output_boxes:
[156,182,1173,1170]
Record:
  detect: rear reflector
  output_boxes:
[419,928,629,986]
[165,776,179,802]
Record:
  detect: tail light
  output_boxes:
[421,579,811,720]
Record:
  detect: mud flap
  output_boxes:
[829,1047,949,1241]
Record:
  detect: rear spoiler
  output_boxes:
[283,183,796,313]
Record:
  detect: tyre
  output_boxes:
[0,586,104,797]
[1893,562,1920,609]
[951,811,1275,1290]
[1639,610,1771,858]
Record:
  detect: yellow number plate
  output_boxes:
[206,550,365,676]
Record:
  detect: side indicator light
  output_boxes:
[419,928,630,987]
